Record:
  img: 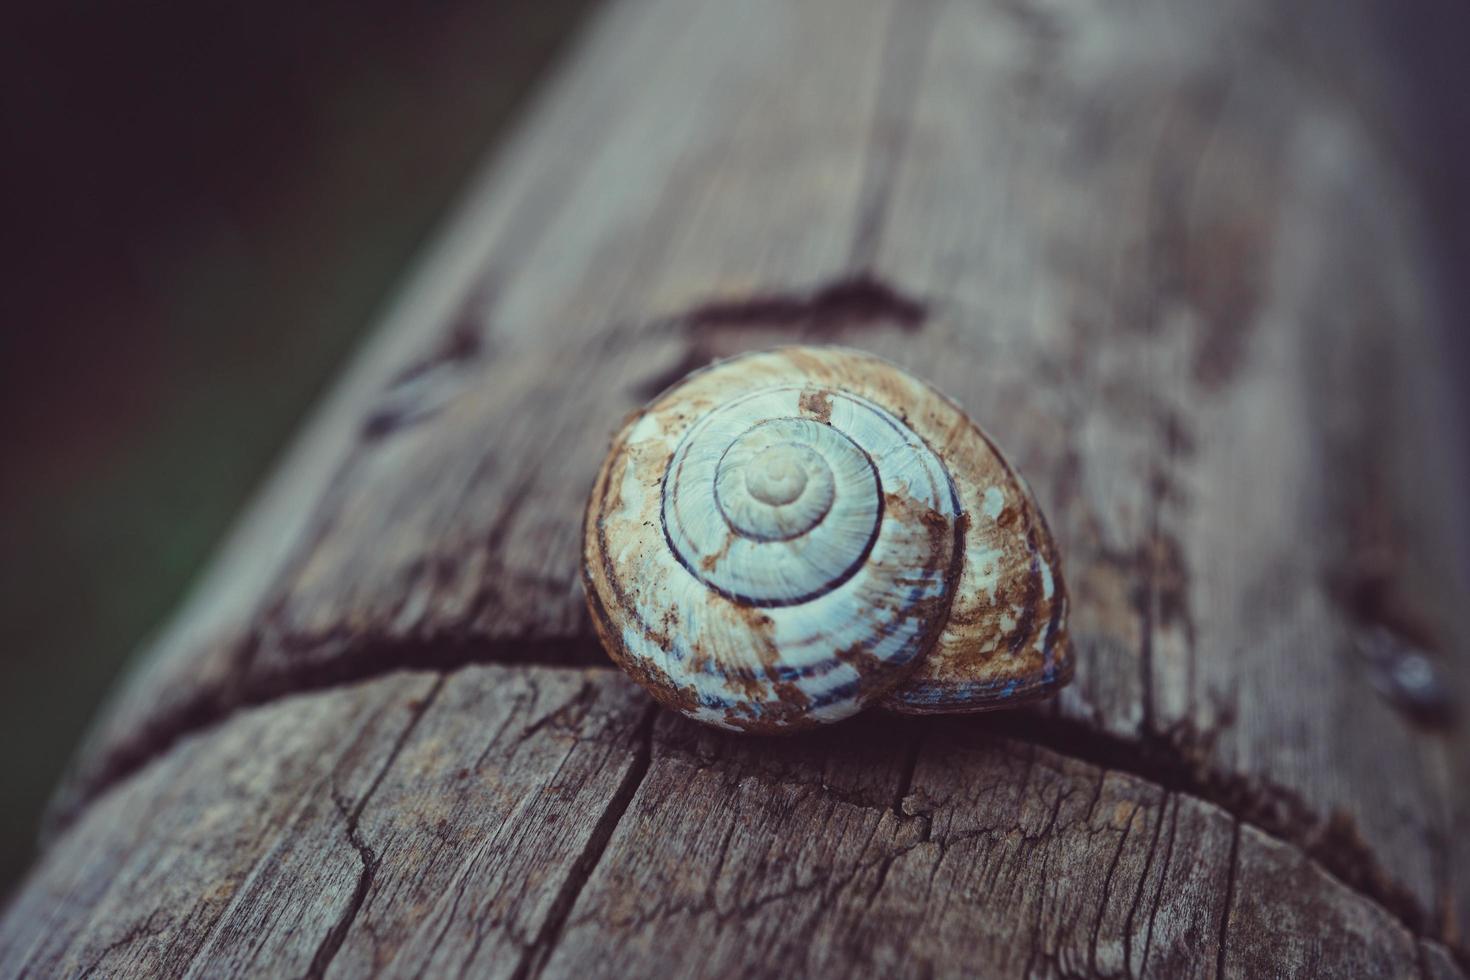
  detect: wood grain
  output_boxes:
[1,667,650,978]
[7,0,1467,975]
[2,667,1455,978]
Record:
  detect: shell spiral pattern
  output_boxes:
[583,346,1071,733]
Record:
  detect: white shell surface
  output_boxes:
[583,345,1072,732]
[584,354,962,731]
[665,387,934,606]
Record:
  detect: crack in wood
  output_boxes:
[1215,819,1242,979]
[76,911,170,980]
[512,703,657,980]
[891,728,927,818]
[977,707,1432,947]
[1122,786,1170,974]
[306,677,446,979]
[622,272,930,402]
[47,633,608,837]
[1088,786,1137,976]
[305,797,379,980]
[682,274,927,334]
[1141,794,1182,977]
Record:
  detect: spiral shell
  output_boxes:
[582,346,1071,732]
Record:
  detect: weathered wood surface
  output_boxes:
[1,666,1459,978]
[5,0,1468,976]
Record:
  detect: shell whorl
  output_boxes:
[583,346,1072,733]
[664,387,951,608]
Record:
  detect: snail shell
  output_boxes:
[582,346,1071,732]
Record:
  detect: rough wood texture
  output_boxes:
[6,0,1468,976]
[2,668,1455,978]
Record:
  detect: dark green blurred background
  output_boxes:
[0,0,596,897]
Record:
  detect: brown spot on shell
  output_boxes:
[583,563,701,719]
[699,532,735,573]
[884,491,955,580]
[834,643,887,678]
[799,388,834,424]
